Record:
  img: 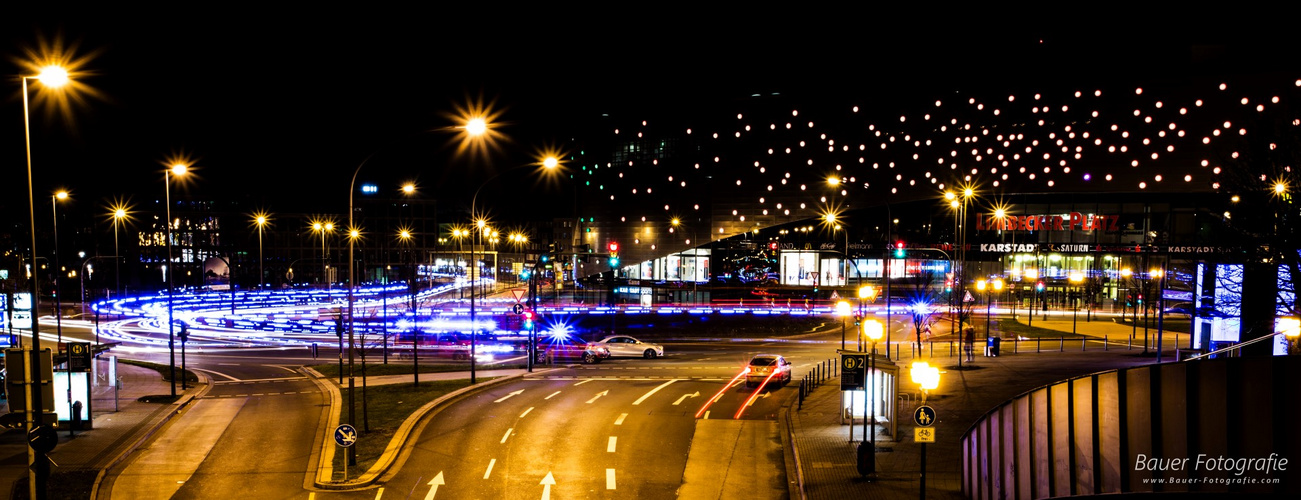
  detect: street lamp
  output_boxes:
[860,318,884,479]
[52,191,69,350]
[164,162,189,397]
[398,229,420,387]
[1069,272,1084,336]
[468,155,562,383]
[252,212,270,289]
[911,360,941,500]
[836,300,852,350]
[311,221,334,288]
[21,65,73,497]
[989,278,1004,347]
[110,204,131,299]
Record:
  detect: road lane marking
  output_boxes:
[606,469,616,489]
[190,367,240,381]
[614,413,627,425]
[586,390,610,403]
[520,407,534,418]
[374,487,384,499]
[501,428,513,444]
[704,411,710,419]
[672,391,701,405]
[574,379,593,386]
[632,379,678,405]
[607,436,617,452]
[545,391,562,400]
[494,390,525,403]
[484,458,497,479]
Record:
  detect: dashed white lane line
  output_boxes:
[484,458,497,479]
[574,379,593,385]
[607,436,617,453]
[374,487,384,499]
[704,411,711,419]
[545,391,562,400]
[520,407,534,418]
[614,413,627,426]
[632,379,678,405]
[500,428,513,444]
[606,469,616,490]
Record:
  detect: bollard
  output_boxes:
[1037,337,1041,353]
[949,341,953,357]
[1105,335,1109,351]
[1060,337,1065,352]
[1012,338,1017,354]
[833,361,837,378]
[929,341,934,357]
[1082,337,1087,351]
[1128,335,1132,350]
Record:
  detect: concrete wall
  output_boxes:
[961,356,1300,498]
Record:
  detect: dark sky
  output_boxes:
[3,9,1296,222]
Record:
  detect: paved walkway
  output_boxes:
[0,361,196,498]
[786,318,1177,500]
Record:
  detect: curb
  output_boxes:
[312,368,564,490]
[778,385,807,500]
[90,369,214,500]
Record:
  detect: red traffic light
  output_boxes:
[895,241,905,249]
[523,310,535,321]
[769,242,778,250]
[1035,281,1045,291]
[608,242,619,253]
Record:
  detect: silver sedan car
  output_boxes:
[593,335,665,359]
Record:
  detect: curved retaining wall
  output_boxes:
[960,356,1300,498]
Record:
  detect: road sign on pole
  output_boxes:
[914,405,937,427]
[840,353,867,390]
[334,424,358,448]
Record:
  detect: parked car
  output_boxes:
[592,335,665,359]
[745,354,792,387]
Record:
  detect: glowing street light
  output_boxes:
[252,212,270,289]
[110,203,131,298]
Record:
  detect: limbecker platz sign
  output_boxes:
[976,212,1120,232]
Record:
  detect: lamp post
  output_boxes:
[51,191,68,354]
[1152,266,1166,361]
[164,163,189,397]
[911,361,941,500]
[253,213,269,289]
[1069,272,1084,336]
[399,229,419,387]
[311,221,334,288]
[860,319,884,479]
[836,300,852,350]
[21,65,71,500]
[112,206,128,299]
[989,279,1004,344]
[468,155,561,383]
[1121,267,1136,342]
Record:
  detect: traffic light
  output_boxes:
[894,241,905,258]
[541,254,550,263]
[608,242,619,268]
[522,310,535,330]
[1035,281,1045,292]
[769,242,778,250]
[944,273,954,293]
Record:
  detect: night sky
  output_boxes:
[3,10,1296,224]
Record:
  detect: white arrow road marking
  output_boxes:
[545,391,562,400]
[424,471,445,500]
[672,391,701,406]
[607,436,617,452]
[747,391,771,407]
[484,459,496,479]
[494,390,524,403]
[520,407,534,418]
[574,379,593,385]
[614,413,628,425]
[586,390,610,404]
[632,379,678,405]
[540,472,556,500]
[606,469,616,489]
[500,428,513,444]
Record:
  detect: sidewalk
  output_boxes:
[0,362,199,498]
[787,340,1176,499]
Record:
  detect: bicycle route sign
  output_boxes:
[334,424,358,448]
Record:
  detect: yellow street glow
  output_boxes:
[863,319,884,341]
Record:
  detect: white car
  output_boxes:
[593,335,665,359]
